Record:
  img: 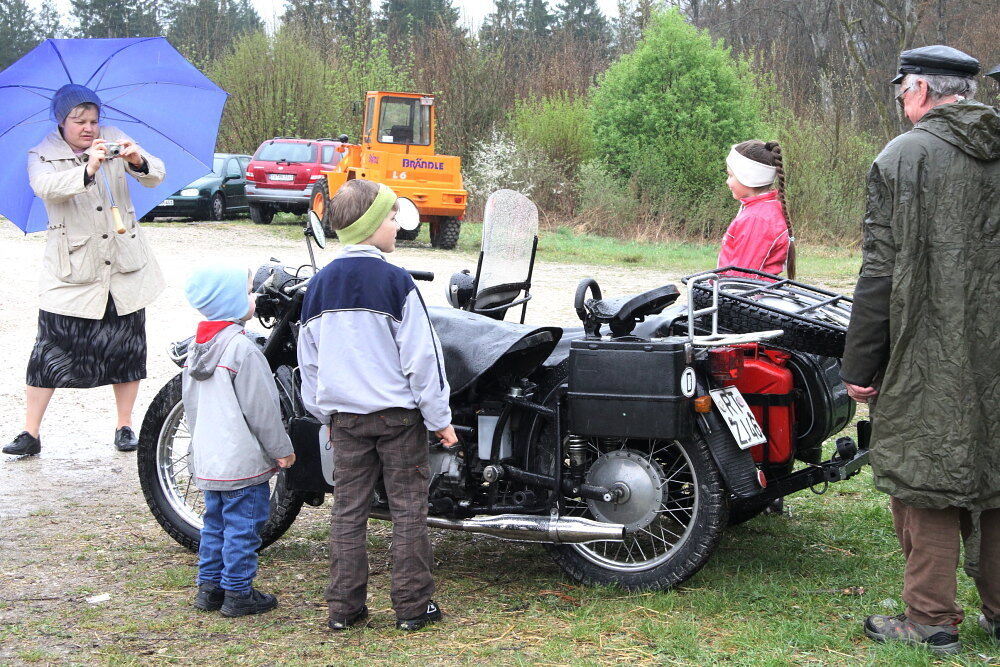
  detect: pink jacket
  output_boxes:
[717,190,790,278]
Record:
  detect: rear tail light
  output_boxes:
[709,347,744,384]
[309,174,322,180]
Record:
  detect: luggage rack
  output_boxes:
[684,272,783,347]
[683,267,853,329]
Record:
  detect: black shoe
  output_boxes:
[114,426,138,452]
[193,583,225,611]
[220,587,278,617]
[3,432,41,457]
[396,600,442,631]
[328,605,369,631]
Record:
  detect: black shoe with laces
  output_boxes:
[328,605,369,631]
[220,587,278,617]
[114,426,138,452]
[193,583,225,611]
[396,600,442,631]
[3,432,41,457]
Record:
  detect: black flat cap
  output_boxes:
[988,65,1000,82]
[891,45,980,84]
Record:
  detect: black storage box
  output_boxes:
[567,337,693,440]
[286,416,335,494]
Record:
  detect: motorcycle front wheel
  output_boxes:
[137,374,305,552]
[546,434,728,591]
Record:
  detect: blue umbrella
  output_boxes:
[0,37,228,233]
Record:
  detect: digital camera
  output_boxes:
[104,142,123,158]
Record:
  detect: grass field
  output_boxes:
[20,217,993,665]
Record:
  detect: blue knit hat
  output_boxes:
[184,266,252,321]
[51,84,101,125]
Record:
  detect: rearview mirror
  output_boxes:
[307,210,326,249]
[396,198,420,232]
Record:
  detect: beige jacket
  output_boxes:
[28,126,166,319]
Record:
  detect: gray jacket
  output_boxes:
[182,324,294,491]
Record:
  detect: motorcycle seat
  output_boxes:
[585,284,680,325]
[428,307,562,394]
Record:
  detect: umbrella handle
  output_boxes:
[111,206,126,234]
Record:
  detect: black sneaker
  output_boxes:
[328,605,369,631]
[220,587,278,617]
[193,583,225,611]
[3,432,41,457]
[981,614,1000,641]
[114,426,138,452]
[396,600,442,631]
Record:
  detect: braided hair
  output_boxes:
[734,140,796,279]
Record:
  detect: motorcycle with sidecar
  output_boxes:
[137,190,867,591]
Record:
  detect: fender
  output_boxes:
[697,399,763,499]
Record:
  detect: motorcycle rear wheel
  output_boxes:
[137,374,304,552]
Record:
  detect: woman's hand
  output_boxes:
[118,140,145,168]
[85,138,107,177]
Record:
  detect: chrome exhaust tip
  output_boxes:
[369,510,624,544]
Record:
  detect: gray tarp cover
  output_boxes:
[428,306,561,394]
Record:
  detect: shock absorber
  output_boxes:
[566,434,588,481]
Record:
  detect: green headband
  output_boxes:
[338,184,397,245]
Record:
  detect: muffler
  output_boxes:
[368,510,624,544]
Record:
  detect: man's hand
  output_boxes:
[434,425,458,450]
[118,140,145,168]
[845,382,878,404]
[276,453,296,468]
[85,138,107,177]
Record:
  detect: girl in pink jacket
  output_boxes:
[717,140,796,279]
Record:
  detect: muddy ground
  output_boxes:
[0,221,682,664]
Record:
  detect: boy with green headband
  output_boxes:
[298,179,457,632]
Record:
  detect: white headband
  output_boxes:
[726,145,777,188]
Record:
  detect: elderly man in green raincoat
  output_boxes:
[841,45,1000,655]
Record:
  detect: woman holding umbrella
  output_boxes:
[3,84,166,457]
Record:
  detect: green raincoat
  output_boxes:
[841,100,1000,513]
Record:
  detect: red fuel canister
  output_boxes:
[732,345,796,464]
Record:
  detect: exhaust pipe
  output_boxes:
[368,510,624,544]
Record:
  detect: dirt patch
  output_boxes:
[0,222,684,664]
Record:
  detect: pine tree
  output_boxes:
[480,0,520,48]
[613,0,657,54]
[554,0,608,43]
[380,0,461,44]
[0,0,38,70]
[165,0,262,67]
[70,0,161,38]
[518,0,553,38]
[36,1,64,39]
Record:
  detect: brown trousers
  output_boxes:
[326,407,434,620]
[891,497,1000,626]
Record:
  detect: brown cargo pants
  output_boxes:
[326,407,434,620]
[891,497,1000,626]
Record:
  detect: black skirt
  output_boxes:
[26,296,147,389]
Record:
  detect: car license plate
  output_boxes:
[161,199,174,206]
[709,386,767,449]
[269,173,294,181]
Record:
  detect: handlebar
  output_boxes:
[407,270,435,282]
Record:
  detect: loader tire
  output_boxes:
[431,217,461,249]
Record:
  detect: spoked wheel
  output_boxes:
[547,435,728,591]
[137,374,304,552]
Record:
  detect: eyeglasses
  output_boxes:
[895,84,914,112]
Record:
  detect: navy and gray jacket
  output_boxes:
[297,245,452,431]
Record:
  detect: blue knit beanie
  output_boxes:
[51,84,102,125]
[184,266,252,321]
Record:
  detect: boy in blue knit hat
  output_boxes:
[182,265,296,617]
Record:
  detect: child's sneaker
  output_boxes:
[396,600,442,631]
[864,614,961,655]
[981,614,1000,641]
[220,587,278,617]
[193,583,224,611]
[328,605,369,631]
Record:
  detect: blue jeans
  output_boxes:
[198,482,270,592]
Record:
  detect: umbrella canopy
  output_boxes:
[0,37,227,233]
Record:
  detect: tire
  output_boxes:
[249,202,274,225]
[430,217,460,249]
[210,193,226,221]
[691,281,848,357]
[530,364,729,591]
[396,224,420,241]
[137,374,304,552]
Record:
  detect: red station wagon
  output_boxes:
[245,137,344,224]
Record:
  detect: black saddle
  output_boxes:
[428,307,561,394]
[575,280,681,337]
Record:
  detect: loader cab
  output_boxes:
[362,92,435,155]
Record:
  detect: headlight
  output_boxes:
[180,188,200,197]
